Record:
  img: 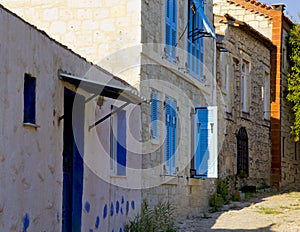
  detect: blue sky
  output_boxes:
[262,0,300,23]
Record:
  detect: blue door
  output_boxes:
[194,106,218,178]
[62,89,84,232]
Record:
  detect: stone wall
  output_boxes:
[213,0,300,190]
[215,21,272,189]
[1,0,142,87]
[139,0,217,219]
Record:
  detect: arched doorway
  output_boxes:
[237,127,248,177]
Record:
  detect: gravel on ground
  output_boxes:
[176,191,300,232]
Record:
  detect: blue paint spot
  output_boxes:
[89,229,93,232]
[23,213,30,231]
[120,207,123,215]
[121,196,124,204]
[56,212,59,222]
[112,230,114,232]
[85,201,90,213]
[103,204,108,219]
[116,201,120,214]
[119,228,123,232]
[95,216,100,229]
[131,200,135,210]
[110,202,114,216]
[126,201,129,215]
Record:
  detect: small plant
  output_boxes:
[256,206,283,215]
[124,200,176,232]
[209,193,224,212]
[217,178,230,204]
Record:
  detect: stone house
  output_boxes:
[0,5,142,231]
[215,14,275,189]
[1,0,220,219]
[213,0,300,189]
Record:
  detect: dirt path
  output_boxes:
[177,191,300,231]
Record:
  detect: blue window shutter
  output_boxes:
[165,0,177,61]
[194,106,218,178]
[165,97,171,174]
[23,74,36,124]
[151,91,158,139]
[187,0,204,79]
[171,99,177,175]
[117,110,126,176]
[164,97,177,175]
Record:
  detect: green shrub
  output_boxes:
[124,200,176,232]
[217,178,230,204]
[209,193,224,212]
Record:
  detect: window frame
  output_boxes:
[110,106,127,176]
[164,96,177,176]
[192,106,218,178]
[241,61,250,113]
[165,0,177,62]
[236,127,249,177]
[23,73,36,125]
[187,0,205,80]
[263,72,270,120]
[150,90,159,140]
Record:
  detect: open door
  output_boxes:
[62,88,84,232]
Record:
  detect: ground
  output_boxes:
[177,191,300,231]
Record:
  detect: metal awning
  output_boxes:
[58,71,145,105]
[189,1,216,41]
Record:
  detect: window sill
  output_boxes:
[151,138,160,145]
[161,176,179,185]
[241,111,250,120]
[110,175,127,179]
[225,111,233,121]
[23,122,40,128]
[188,177,215,185]
[262,118,270,127]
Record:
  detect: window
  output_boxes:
[110,106,126,176]
[295,143,297,160]
[193,106,218,178]
[282,137,285,158]
[165,0,177,61]
[23,73,36,124]
[224,63,232,113]
[187,0,204,79]
[263,72,270,120]
[150,90,158,139]
[237,127,248,177]
[241,61,250,112]
[164,96,177,175]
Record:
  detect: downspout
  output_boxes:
[213,37,217,106]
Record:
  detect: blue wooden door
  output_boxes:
[62,89,84,232]
[194,106,217,178]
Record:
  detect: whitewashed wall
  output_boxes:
[0,6,141,231]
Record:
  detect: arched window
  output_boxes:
[237,127,248,177]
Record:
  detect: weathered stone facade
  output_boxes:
[213,0,300,189]
[139,0,217,219]
[215,14,274,189]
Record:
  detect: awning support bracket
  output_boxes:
[89,102,130,131]
[85,93,99,103]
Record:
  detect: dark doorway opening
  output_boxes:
[62,88,84,232]
[237,127,249,177]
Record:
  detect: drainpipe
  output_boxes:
[213,37,217,106]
